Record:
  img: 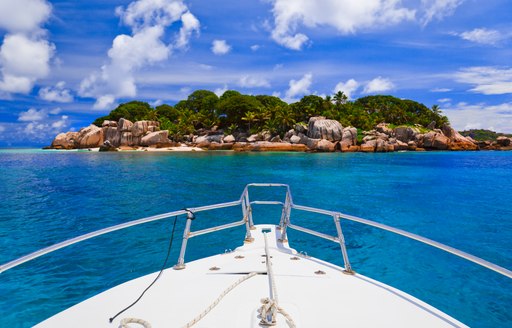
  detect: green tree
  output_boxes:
[242,111,258,132]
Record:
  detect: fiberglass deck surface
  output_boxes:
[36,225,467,328]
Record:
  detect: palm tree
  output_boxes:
[431,104,442,115]
[274,106,296,134]
[333,91,348,106]
[242,111,258,132]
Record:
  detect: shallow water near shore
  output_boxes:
[0,149,511,327]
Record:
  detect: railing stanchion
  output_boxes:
[244,190,255,229]
[334,213,354,274]
[279,191,291,242]
[174,211,194,270]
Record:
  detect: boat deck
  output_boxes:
[36,224,467,327]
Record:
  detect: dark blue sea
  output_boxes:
[0,149,511,327]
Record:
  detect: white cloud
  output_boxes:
[0,125,5,133]
[0,33,54,94]
[421,0,464,25]
[51,115,69,129]
[16,107,70,142]
[175,11,200,49]
[80,0,199,109]
[363,76,395,94]
[0,0,51,33]
[93,95,117,110]
[334,79,359,99]
[250,44,260,51]
[437,98,451,103]
[18,108,48,121]
[269,0,466,50]
[285,73,313,100]
[211,39,231,55]
[238,75,270,88]
[116,0,187,30]
[457,28,505,46]
[270,0,415,50]
[443,102,512,133]
[0,0,54,95]
[455,66,512,95]
[431,87,451,92]
[39,81,73,103]
[214,84,228,97]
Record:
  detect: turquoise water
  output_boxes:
[0,149,511,327]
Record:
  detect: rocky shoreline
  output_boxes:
[48,117,512,152]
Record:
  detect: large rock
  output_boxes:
[375,123,393,136]
[102,120,117,127]
[120,132,137,146]
[341,127,357,147]
[307,117,343,141]
[104,127,121,147]
[422,131,449,150]
[290,135,301,144]
[441,124,478,150]
[315,139,335,152]
[141,130,171,147]
[51,132,78,149]
[394,126,419,143]
[496,136,511,147]
[118,118,133,132]
[247,134,262,143]
[223,135,236,143]
[77,125,104,148]
[132,120,159,137]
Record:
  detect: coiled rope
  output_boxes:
[119,317,151,328]
[181,271,258,328]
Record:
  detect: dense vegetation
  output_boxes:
[93,90,449,140]
[460,129,512,141]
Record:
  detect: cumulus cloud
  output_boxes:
[0,0,54,95]
[15,107,70,142]
[443,102,512,133]
[175,11,200,49]
[211,39,231,55]
[285,73,313,100]
[214,84,228,97]
[455,66,512,95]
[80,0,200,109]
[268,0,466,50]
[457,28,506,46]
[250,44,260,51]
[270,0,415,50]
[363,76,395,94]
[334,79,359,100]
[18,108,48,121]
[0,0,51,33]
[39,81,73,103]
[238,75,270,88]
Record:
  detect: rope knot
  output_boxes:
[259,297,278,326]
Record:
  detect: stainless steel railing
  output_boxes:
[1,183,511,280]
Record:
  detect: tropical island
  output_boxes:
[48,90,512,152]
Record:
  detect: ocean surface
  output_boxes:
[0,149,511,327]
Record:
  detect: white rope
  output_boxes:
[259,233,296,328]
[119,317,151,328]
[182,271,258,328]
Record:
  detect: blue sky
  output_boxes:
[0,0,511,146]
